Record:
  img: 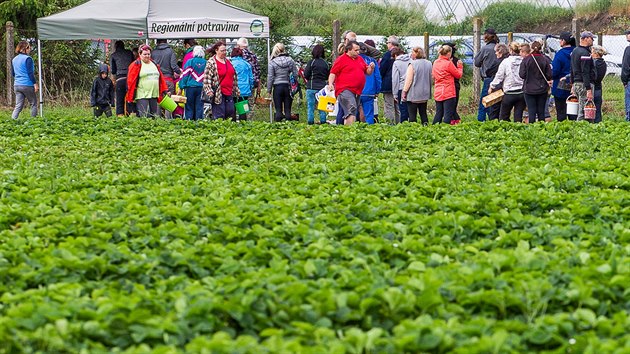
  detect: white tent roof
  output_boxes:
[37,0,270,40]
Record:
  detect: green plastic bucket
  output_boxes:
[235,100,250,115]
[159,95,177,112]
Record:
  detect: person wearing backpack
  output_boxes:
[267,43,298,122]
[304,44,330,125]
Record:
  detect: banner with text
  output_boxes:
[147,17,269,39]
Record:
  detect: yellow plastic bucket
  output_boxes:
[317,96,337,112]
[159,95,177,112]
[235,100,250,115]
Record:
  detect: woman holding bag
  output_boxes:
[519,41,552,123]
[203,41,240,120]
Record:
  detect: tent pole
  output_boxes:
[267,38,272,123]
[37,39,44,118]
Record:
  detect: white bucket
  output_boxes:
[566,100,579,115]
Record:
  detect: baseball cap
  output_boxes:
[580,31,594,39]
[484,28,497,35]
[559,32,572,42]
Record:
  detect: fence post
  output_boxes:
[597,32,603,46]
[332,20,341,62]
[571,19,577,38]
[507,32,513,43]
[423,32,429,55]
[6,21,14,106]
[473,17,482,107]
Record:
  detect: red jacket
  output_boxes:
[432,55,463,101]
[126,59,169,103]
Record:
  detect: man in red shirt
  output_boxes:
[328,41,375,125]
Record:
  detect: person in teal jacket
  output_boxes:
[179,46,207,120]
[231,47,254,121]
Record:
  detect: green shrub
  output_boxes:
[479,1,573,33]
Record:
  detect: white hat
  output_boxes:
[237,37,248,47]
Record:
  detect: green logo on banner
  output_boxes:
[250,20,264,37]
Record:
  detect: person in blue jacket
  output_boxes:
[230,47,254,121]
[360,48,381,124]
[552,32,576,121]
[179,46,207,120]
[11,41,38,119]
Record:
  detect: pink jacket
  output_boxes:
[432,55,463,101]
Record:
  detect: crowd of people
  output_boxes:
[9,30,630,123]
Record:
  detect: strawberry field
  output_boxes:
[1,114,629,353]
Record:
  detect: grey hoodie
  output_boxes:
[151,43,181,78]
[392,54,411,94]
[267,54,298,92]
[490,55,524,92]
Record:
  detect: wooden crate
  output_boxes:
[482,89,504,108]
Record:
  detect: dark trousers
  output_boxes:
[273,83,292,121]
[433,97,457,124]
[454,83,461,121]
[397,90,409,122]
[136,98,159,118]
[594,88,603,123]
[211,95,235,120]
[94,104,112,117]
[406,102,428,125]
[524,93,548,123]
[555,96,577,121]
[115,77,135,116]
[499,92,526,122]
[184,86,204,120]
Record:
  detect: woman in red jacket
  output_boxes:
[432,45,463,124]
[126,44,169,118]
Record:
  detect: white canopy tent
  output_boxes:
[36,0,271,120]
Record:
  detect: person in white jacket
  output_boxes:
[489,42,527,123]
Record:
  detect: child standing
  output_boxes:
[91,64,115,117]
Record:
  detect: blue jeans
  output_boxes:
[625,84,630,121]
[477,77,493,122]
[306,89,327,124]
[361,95,375,124]
[184,86,204,120]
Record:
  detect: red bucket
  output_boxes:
[584,100,596,120]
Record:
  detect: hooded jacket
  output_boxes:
[433,55,463,101]
[490,55,524,93]
[91,64,115,106]
[360,54,381,96]
[392,53,411,94]
[151,43,182,79]
[267,54,298,92]
[551,46,574,98]
[179,57,206,89]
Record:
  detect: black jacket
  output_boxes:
[91,64,114,106]
[621,46,630,86]
[303,58,329,91]
[110,48,134,79]
[593,58,607,90]
[570,45,596,87]
[380,50,394,93]
[519,54,552,95]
